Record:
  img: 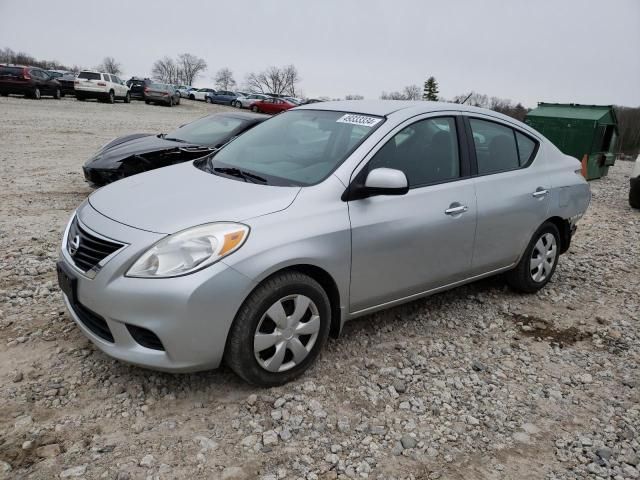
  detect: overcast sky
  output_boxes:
[1,0,638,106]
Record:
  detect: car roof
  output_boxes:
[295,100,536,132]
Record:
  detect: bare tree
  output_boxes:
[403,85,421,100]
[380,85,421,100]
[177,53,207,85]
[214,68,236,90]
[345,94,364,100]
[0,46,73,71]
[245,65,300,96]
[96,56,122,75]
[151,56,180,84]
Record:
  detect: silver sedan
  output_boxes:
[233,93,270,109]
[57,100,590,386]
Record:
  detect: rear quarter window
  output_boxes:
[77,72,101,81]
[0,66,23,76]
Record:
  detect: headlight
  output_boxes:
[126,223,249,278]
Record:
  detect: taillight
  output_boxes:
[74,80,80,84]
[97,81,106,86]
[22,68,31,80]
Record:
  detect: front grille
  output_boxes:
[126,325,165,351]
[72,301,114,342]
[67,218,124,273]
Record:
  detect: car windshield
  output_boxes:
[198,110,384,186]
[165,115,246,146]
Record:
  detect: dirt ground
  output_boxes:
[0,95,638,480]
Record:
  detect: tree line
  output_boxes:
[2,46,638,155]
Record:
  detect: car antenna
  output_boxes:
[458,92,473,105]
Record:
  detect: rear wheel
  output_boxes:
[168,97,173,107]
[107,90,115,104]
[145,100,151,105]
[251,105,259,113]
[176,97,180,105]
[76,95,85,101]
[224,272,331,387]
[189,94,195,100]
[32,87,41,100]
[1,92,8,97]
[53,88,61,99]
[506,222,560,293]
[234,100,242,108]
[205,97,212,103]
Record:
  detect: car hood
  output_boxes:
[85,134,207,169]
[88,161,300,234]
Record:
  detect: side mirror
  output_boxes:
[343,168,409,200]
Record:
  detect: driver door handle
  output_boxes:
[444,204,468,215]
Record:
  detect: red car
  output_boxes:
[249,97,295,114]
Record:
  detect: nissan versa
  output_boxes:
[57,101,591,386]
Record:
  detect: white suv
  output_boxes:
[74,71,130,103]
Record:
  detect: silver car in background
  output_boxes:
[233,93,271,109]
[57,101,590,386]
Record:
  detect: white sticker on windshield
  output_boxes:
[336,114,382,128]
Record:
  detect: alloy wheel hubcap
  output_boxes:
[530,233,557,282]
[254,294,320,373]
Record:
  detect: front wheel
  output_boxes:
[251,105,259,113]
[205,97,212,103]
[168,97,173,107]
[224,272,331,387]
[124,92,131,103]
[145,100,151,105]
[506,222,560,293]
[53,88,61,99]
[32,87,41,100]
[107,91,115,104]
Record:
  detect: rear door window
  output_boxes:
[515,131,536,166]
[469,118,520,175]
[78,72,101,81]
[0,66,23,77]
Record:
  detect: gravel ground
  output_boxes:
[0,95,639,480]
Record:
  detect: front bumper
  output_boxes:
[58,203,256,372]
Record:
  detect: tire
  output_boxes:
[506,221,561,293]
[107,90,115,104]
[76,95,85,101]
[0,92,8,97]
[176,97,180,106]
[189,94,195,100]
[251,105,259,113]
[168,97,173,107]
[224,272,331,387]
[32,87,41,100]
[630,176,640,209]
[53,88,61,100]
[145,100,151,105]
[124,92,131,103]
[205,97,212,103]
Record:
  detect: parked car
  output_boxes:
[75,71,130,103]
[0,65,61,99]
[82,112,266,186]
[249,97,296,114]
[301,98,323,105]
[56,72,77,97]
[58,101,590,386]
[46,69,73,79]
[189,88,216,101]
[126,77,152,100]
[176,85,195,98]
[205,90,238,105]
[284,97,302,105]
[144,83,181,107]
[233,93,270,109]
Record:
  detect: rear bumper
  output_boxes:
[75,89,110,99]
[0,85,33,95]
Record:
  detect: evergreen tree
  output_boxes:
[423,76,439,101]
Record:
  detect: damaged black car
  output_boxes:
[82,112,267,186]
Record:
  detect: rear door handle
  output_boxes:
[444,204,468,215]
[532,188,549,198]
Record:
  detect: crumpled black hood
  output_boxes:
[84,134,210,169]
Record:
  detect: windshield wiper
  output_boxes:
[164,137,188,143]
[213,167,268,184]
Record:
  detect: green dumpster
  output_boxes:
[525,103,618,180]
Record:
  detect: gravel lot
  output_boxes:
[1,95,639,480]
